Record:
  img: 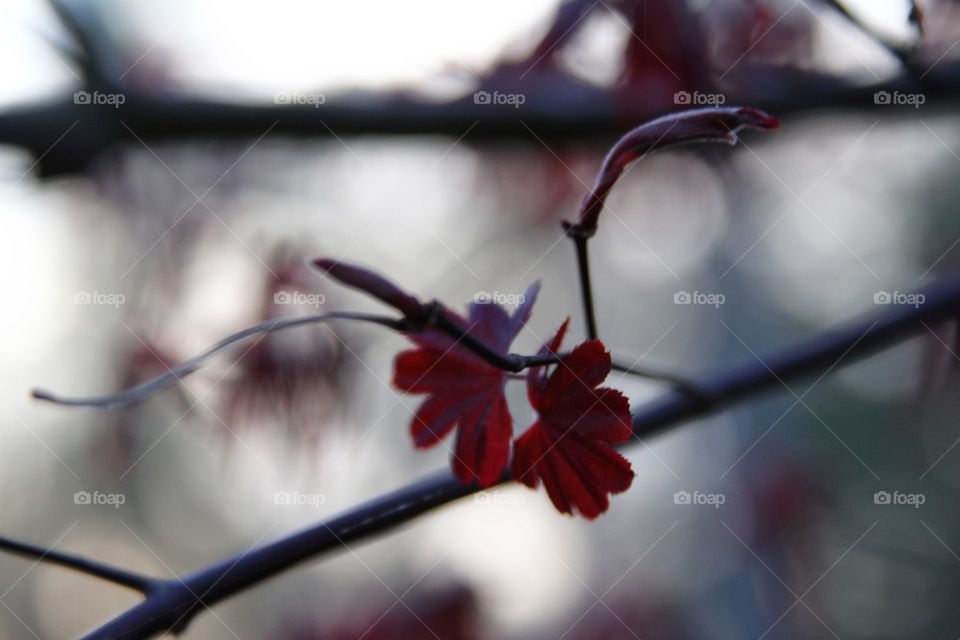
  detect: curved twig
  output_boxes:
[31,313,404,409]
[29,306,568,411]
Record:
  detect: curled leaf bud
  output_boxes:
[312,258,424,319]
[567,107,779,237]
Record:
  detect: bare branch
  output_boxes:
[6,66,960,178]
[80,269,960,639]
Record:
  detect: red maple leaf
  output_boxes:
[393,283,540,487]
[512,320,634,519]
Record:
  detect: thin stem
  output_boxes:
[429,304,562,372]
[31,308,568,411]
[82,270,960,640]
[0,534,159,594]
[31,313,404,409]
[610,359,711,405]
[571,235,598,340]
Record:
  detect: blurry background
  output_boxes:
[1,0,960,638]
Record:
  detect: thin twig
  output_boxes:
[610,359,711,405]
[571,234,598,340]
[31,312,404,409]
[0,534,159,594]
[31,303,572,410]
[428,302,562,371]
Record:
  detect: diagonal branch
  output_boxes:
[81,269,960,639]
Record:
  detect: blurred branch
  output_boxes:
[2,64,959,177]
[81,269,960,639]
[0,534,159,594]
[0,86,923,176]
[820,0,921,65]
[7,0,954,177]
[45,0,117,85]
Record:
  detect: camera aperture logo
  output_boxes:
[74,291,126,308]
[473,90,525,109]
[74,490,126,509]
[674,490,725,509]
[273,92,325,108]
[73,90,126,109]
[873,291,924,308]
[674,291,725,308]
[874,90,925,109]
[474,490,525,507]
[873,490,924,509]
[674,90,726,106]
[274,491,325,508]
[274,290,325,308]
[473,291,525,306]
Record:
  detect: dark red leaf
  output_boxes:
[312,258,423,319]
[393,282,540,487]
[568,107,779,237]
[513,323,633,519]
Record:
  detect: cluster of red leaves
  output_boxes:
[312,108,778,518]
[314,260,634,519]
[394,281,539,487]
